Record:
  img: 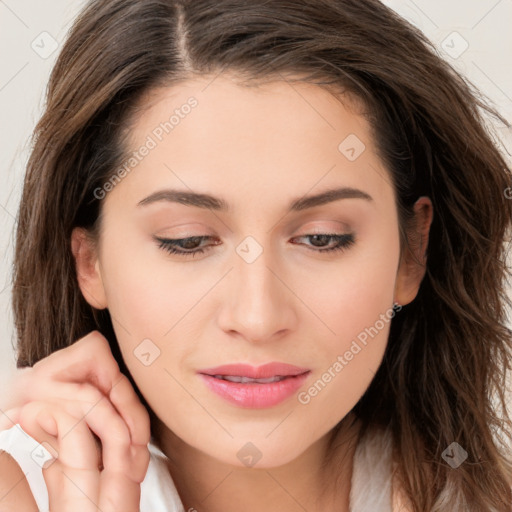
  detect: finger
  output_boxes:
[98,469,143,512]
[18,401,101,512]
[108,374,151,446]
[42,379,150,448]
[50,393,150,483]
[75,397,149,512]
[20,397,149,512]
[6,332,116,411]
[31,331,148,446]
[10,332,115,410]
[33,331,120,395]
[56,396,149,512]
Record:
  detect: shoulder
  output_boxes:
[0,449,39,511]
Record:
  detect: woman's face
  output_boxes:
[75,74,425,468]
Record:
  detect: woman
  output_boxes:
[0,0,511,510]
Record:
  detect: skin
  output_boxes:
[70,73,432,511]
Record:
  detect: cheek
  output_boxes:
[99,232,215,337]
[294,229,399,352]
[291,230,399,413]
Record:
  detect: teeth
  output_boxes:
[212,375,287,384]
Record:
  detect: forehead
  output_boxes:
[106,74,394,213]
[127,74,372,150]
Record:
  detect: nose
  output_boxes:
[216,239,298,343]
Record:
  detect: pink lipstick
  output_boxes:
[198,363,310,408]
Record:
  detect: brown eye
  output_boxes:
[291,233,355,253]
[155,236,216,256]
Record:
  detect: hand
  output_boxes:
[0,330,151,511]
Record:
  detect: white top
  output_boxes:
[0,423,393,512]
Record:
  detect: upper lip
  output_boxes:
[199,363,310,379]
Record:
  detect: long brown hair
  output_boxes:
[12,0,512,509]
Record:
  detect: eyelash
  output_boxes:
[155,233,355,257]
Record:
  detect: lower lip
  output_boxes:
[199,373,310,409]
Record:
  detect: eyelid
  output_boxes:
[297,220,352,232]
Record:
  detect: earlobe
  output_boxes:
[394,196,433,306]
[71,227,108,310]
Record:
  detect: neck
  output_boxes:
[151,412,362,512]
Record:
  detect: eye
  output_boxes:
[155,233,355,258]
[291,233,355,253]
[155,236,218,257]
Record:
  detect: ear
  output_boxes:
[394,196,433,306]
[71,227,108,310]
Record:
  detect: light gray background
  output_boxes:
[1,1,511,400]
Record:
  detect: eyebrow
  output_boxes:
[137,186,373,212]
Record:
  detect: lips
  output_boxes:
[198,363,311,408]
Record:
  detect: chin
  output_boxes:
[208,437,309,470]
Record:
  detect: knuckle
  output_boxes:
[80,332,120,375]
[88,330,110,350]
[18,401,42,423]
[31,359,45,374]
[18,401,49,435]
[74,329,108,355]
[76,383,104,404]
